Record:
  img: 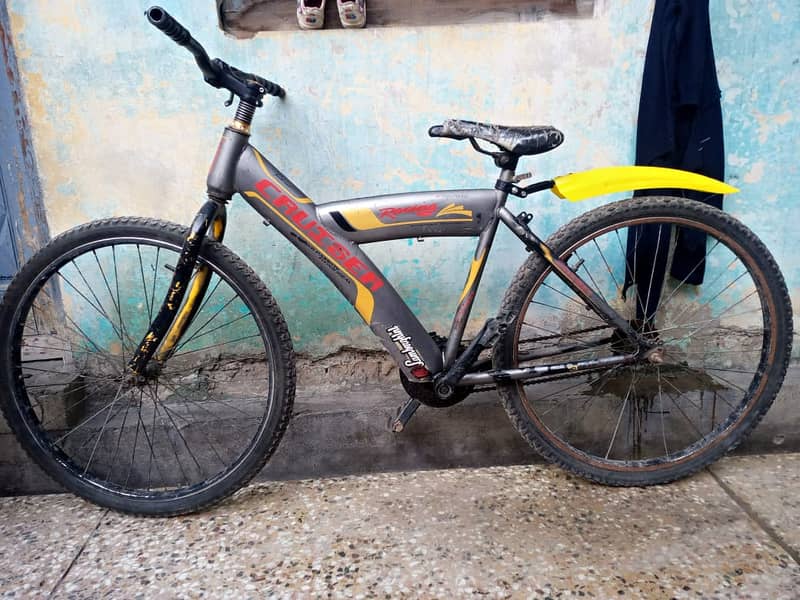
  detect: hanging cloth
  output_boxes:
[623,0,725,321]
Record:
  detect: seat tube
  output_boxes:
[443,169,514,366]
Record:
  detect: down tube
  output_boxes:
[234,145,443,379]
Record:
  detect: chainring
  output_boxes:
[399,332,474,408]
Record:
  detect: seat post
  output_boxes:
[497,166,517,185]
[493,152,519,171]
[496,159,518,206]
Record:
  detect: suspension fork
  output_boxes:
[127,199,227,375]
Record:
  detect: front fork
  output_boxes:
[127,199,227,375]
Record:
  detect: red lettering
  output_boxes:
[291,210,309,225]
[378,204,438,220]
[344,257,368,277]
[255,179,275,196]
[328,243,350,261]
[254,179,386,296]
[274,196,296,215]
[307,224,333,245]
[358,271,384,291]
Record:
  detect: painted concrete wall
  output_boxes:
[6,0,799,356]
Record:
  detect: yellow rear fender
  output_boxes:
[551,166,739,202]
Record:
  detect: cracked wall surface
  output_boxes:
[6,0,799,357]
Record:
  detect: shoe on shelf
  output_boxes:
[337,0,366,28]
[297,0,326,30]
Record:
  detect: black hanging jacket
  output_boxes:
[624,0,725,320]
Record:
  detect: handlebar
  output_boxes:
[145,6,285,104]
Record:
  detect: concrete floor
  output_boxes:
[1,454,798,599]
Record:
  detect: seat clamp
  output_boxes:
[495,179,556,199]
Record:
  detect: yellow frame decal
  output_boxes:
[459,250,486,303]
[340,207,472,231]
[245,190,375,323]
[551,166,739,202]
[155,212,227,361]
[156,266,211,360]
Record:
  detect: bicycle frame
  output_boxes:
[127,126,677,385]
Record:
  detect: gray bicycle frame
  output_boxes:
[129,126,643,385]
[232,136,500,381]
[198,126,641,385]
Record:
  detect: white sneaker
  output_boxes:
[337,0,366,28]
[297,0,326,30]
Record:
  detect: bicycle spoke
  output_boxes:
[149,246,161,324]
[135,245,151,321]
[146,385,193,487]
[170,334,262,359]
[57,271,128,346]
[521,322,608,351]
[604,375,633,459]
[173,312,254,348]
[112,245,128,365]
[642,223,665,326]
[529,300,605,324]
[155,399,207,480]
[666,288,759,346]
[657,367,669,456]
[92,250,126,360]
[123,388,144,488]
[665,261,746,328]
[574,248,611,306]
[173,293,240,353]
[592,237,622,294]
[160,401,228,469]
[540,281,594,313]
[536,365,625,419]
[52,392,125,445]
[617,226,647,319]
[657,239,721,315]
[82,380,127,476]
[105,392,134,483]
[156,377,258,419]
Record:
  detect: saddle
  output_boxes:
[429,119,564,156]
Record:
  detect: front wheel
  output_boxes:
[494,197,792,485]
[0,218,295,515]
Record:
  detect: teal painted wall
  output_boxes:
[7,0,799,356]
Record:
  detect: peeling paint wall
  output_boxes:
[6,0,799,356]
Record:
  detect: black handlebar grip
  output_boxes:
[259,79,286,99]
[146,6,192,46]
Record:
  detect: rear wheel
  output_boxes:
[494,197,792,485]
[0,218,295,515]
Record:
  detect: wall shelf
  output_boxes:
[219,0,596,36]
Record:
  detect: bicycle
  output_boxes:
[0,7,792,517]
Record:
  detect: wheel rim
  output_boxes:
[511,215,775,472]
[9,235,278,499]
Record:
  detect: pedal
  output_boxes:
[388,397,420,433]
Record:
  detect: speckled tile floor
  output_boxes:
[1,455,799,599]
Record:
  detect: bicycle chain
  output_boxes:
[469,324,615,393]
[470,368,611,393]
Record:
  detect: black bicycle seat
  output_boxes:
[429,119,564,156]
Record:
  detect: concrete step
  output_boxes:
[2,372,798,495]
